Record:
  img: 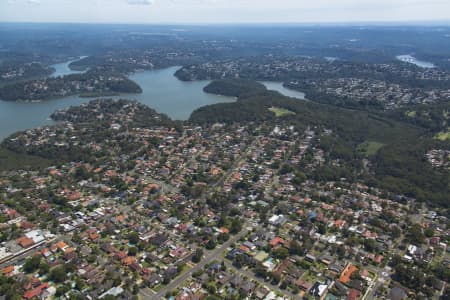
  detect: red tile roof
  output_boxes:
[270,237,286,247]
[122,256,136,266]
[2,265,14,276]
[23,283,49,299]
[347,289,361,300]
[340,263,358,284]
[17,236,35,249]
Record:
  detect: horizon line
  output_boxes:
[1,19,450,27]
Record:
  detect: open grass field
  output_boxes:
[357,141,385,156]
[269,106,296,117]
[406,110,417,117]
[434,130,450,141]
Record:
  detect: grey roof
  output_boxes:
[389,287,407,300]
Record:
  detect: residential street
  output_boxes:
[148,227,250,299]
[224,260,301,300]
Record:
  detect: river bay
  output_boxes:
[396,54,435,68]
[0,65,305,141]
[48,57,86,78]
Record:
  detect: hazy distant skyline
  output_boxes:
[1,0,450,24]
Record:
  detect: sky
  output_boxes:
[1,0,450,24]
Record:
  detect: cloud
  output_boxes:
[2,0,450,23]
[126,0,155,5]
[6,0,40,4]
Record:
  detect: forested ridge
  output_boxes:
[192,79,449,211]
[0,69,142,101]
[203,79,266,98]
[387,102,450,133]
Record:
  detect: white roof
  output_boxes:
[100,287,124,298]
[264,291,276,300]
[317,284,327,296]
[268,215,279,222]
[25,230,45,244]
[407,245,417,254]
[0,247,13,260]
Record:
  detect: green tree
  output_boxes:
[408,224,425,244]
[132,284,139,295]
[23,255,41,273]
[271,272,281,284]
[317,223,327,235]
[206,239,217,250]
[192,248,203,263]
[55,284,70,297]
[49,266,67,283]
[275,247,289,259]
[424,227,434,238]
[289,240,302,256]
[128,246,138,256]
[364,239,377,252]
[230,218,242,234]
[38,261,50,276]
[205,282,217,294]
[128,231,139,245]
[254,263,268,278]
